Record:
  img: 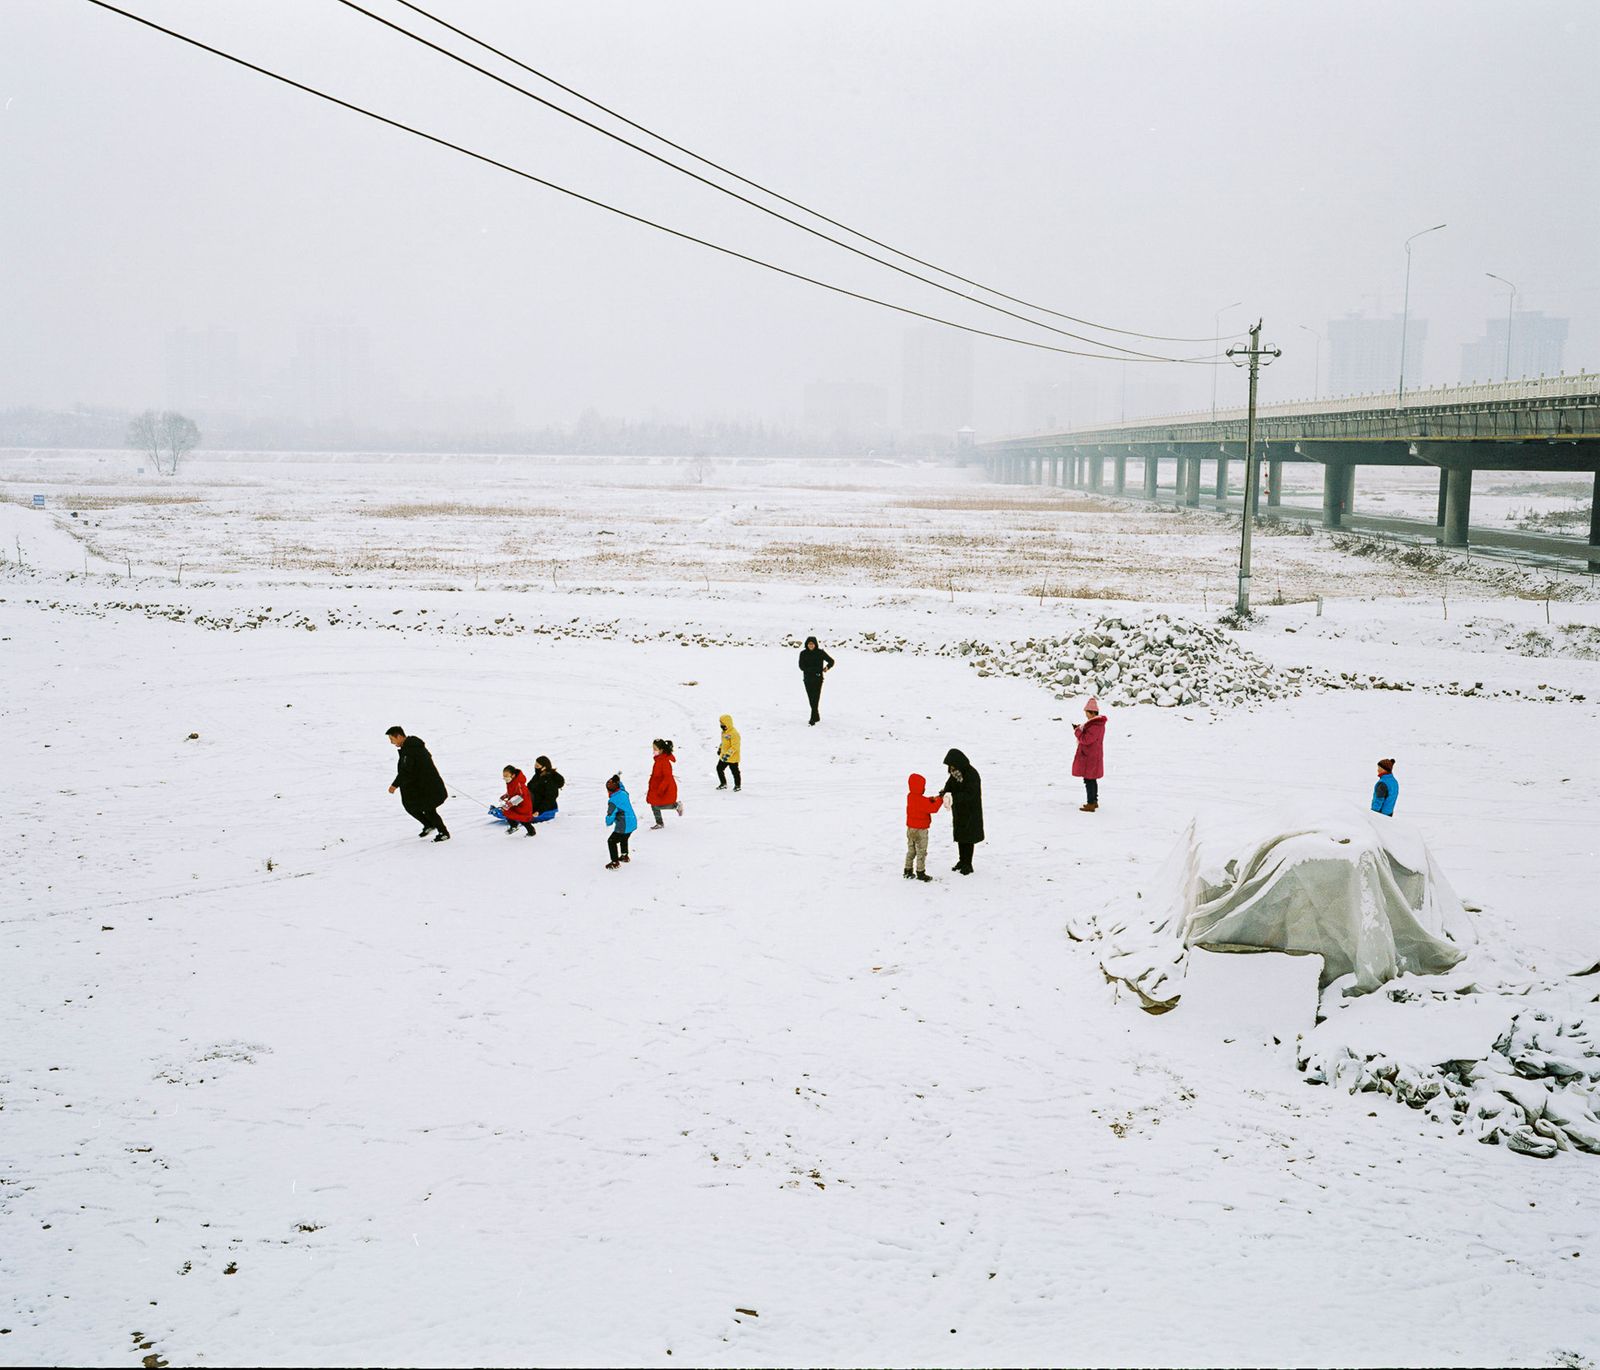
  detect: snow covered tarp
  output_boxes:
[1081,806,1476,1012]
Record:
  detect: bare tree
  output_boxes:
[127,409,162,470]
[157,411,200,475]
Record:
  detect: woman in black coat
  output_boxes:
[939,748,983,874]
[797,635,835,726]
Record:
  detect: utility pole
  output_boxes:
[1227,320,1281,615]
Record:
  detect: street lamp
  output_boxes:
[1298,324,1323,400]
[1486,272,1517,382]
[1397,222,1446,406]
[1211,300,1242,422]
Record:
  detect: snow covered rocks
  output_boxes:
[1302,1001,1600,1158]
[964,612,1298,708]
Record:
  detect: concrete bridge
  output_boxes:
[978,372,1600,567]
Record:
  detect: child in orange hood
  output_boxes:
[904,773,944,882]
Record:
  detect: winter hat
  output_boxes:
[606,774,622,793]
[1085,697,1100,714]
[1377,757,1395,773]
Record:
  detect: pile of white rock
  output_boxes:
[961,612,1300,709]
[1301,1006,1600,1158]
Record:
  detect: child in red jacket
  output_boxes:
[904,772,944,882]
[646,739,682,828]
[500,765,536,836]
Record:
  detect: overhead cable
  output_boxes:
[80,0,1225,365]
[387,0,1241,346]
[337,0,1205,362]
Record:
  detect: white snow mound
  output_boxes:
[1072,805,1476,1012]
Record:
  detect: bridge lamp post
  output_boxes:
[1486,272,1517,381]
[1397,222,1446,407]
[1298,324,1323,400]
[1211,300,1243,423]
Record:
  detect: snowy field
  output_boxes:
[4,452,1600,1368]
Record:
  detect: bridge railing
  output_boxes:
[987,370,1600,443]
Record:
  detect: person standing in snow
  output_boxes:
[604,774,637,868]
[1072,697,1107,812]
[715,714,741,791]
[385,725,450,842]
[939,748,984,875]
[499,764,536,836]
[797,635,835,726]
[527,755,564,829]
[646,739,682,828]
[1371,758,1399,816]
[903,773,944,882]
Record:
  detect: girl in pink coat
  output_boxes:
[1071,697,1107,812]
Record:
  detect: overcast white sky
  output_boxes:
[3,0,1597,431]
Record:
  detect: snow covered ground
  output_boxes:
[4,453,1599,1368]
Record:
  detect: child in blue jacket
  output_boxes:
[605,774,638,868]
[1371,758,1399,816]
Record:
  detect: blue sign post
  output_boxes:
[31,494,45,509]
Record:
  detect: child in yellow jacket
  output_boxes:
[716,714,741,792]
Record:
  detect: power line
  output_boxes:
[80,0,1227,366]
[335,0,1209,363]
[387,0,1239,348]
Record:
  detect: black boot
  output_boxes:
[433,830,451,843]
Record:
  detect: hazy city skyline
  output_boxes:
[4,0,1597,443]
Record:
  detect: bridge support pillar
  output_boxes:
[1441,468,1472,547]
[1590,471,1600,568]
[1143,451,1159,500]
[1114,453,1127,495]
[1435,470,1449,527]
[1267,459,1282,508]
[1184,455,1202,507]
[1090,452,1104,491]
[1321,464,1353,528]
[1214,456,1229,502]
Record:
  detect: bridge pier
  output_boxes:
[1267,458,1282,508]
[1142,450,1159,500]
[1441,468,1472,547]
[1590,471,1600,567]
[1435,470,1449,528]
[1321,464,1353,528]
[1214,455,1229,502]
[1114,453,1127,495]
[1183,454,1202,507]
[1090,452,1105,492]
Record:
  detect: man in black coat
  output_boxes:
[386,726,450,842]
[797,635,835,726]
[939,747,983,874]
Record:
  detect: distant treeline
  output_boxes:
[0,406,953,458]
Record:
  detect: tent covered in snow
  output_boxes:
[1086,807,1477,1012]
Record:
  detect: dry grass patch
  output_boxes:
[365,500,556,519]
[893,496,1115,513]
[1,491,203,509]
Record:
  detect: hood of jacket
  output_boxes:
[720,714,733,728]
[908,772,926,795]
[943,748,970,770]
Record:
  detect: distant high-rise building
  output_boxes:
[900,327,974,437]
[802,380,888,436]
[164,326,243,414]
[1326,314,1426,396]
[1460,311,1569,383]
[287,323,372,424]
